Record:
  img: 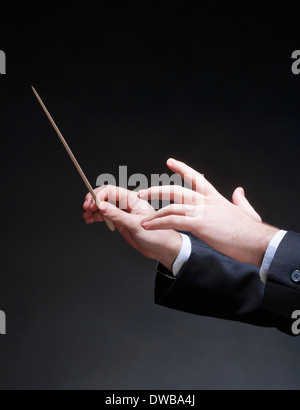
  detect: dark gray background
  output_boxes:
[0,1,299,389]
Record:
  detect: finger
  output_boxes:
[140,203,198,224]
[140,214,192,232]
[83,193,93,210]
[82,208,104,218]
[132,197,155,214]
[232,187,262,222]
[166,158,217,194]
[83,186,107,211]
[83,186,138,213]
[84,211,104,224]
[138,185,202,205]
[95,186,140,213]
[85,186,117,211]
[82,210,94,219]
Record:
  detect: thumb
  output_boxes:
[232,187,262,222]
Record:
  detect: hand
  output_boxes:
[82,185,182,271]
[138,158,279,267]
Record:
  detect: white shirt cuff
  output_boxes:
[259,229,287,284]
[172,233,192,276]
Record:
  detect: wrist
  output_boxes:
[249,223,280,267]
[156,231,183,271]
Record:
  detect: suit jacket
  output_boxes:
[155,232,300,335]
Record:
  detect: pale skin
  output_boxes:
[138,158,279,267]
[82,186,182,271]
[82,160,278,269]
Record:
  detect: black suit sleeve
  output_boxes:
[155,233,298,334]
[263,231,300,318]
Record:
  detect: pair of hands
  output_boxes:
[82,159,279,269]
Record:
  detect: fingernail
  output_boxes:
[138,190,146,198]
[167,158,176,166]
